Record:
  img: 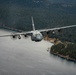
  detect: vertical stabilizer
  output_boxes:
[31,16,35,31]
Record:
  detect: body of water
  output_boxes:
[0,29,76,75]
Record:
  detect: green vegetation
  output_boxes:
[51,43,76,60]
[0,3,76,30]
[48,28,76,43]
[0,1,76,42]
[0,1,76,61]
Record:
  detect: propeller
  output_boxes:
[22,34,29,39]
[18,35,21,39]
[11,35,17,40]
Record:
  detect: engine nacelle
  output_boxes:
[12,35,21,39]
[52,29,62,34]
[24,34,28,38]
[12,35,16,38]
[18,35,21,39]
[58,29,62,33]
[11,35,17,39]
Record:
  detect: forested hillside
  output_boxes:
[0,0,76,42]
[51,43,76,61]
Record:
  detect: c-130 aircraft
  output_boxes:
[0,17,76,42]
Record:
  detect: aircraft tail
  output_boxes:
[31,16,35,31]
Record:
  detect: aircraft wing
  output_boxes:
[0,25,23,32]
[38,25,76,32]
[0,31,33,37]
[0,25,76,37]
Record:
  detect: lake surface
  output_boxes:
[0,29,76,75]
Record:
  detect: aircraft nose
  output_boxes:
[37,35,43,40]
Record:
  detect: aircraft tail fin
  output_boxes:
[31,16,35,31]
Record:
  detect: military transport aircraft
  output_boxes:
[0,17,76,42]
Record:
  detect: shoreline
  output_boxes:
[50,50,76,62]
[44,36,76,62]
